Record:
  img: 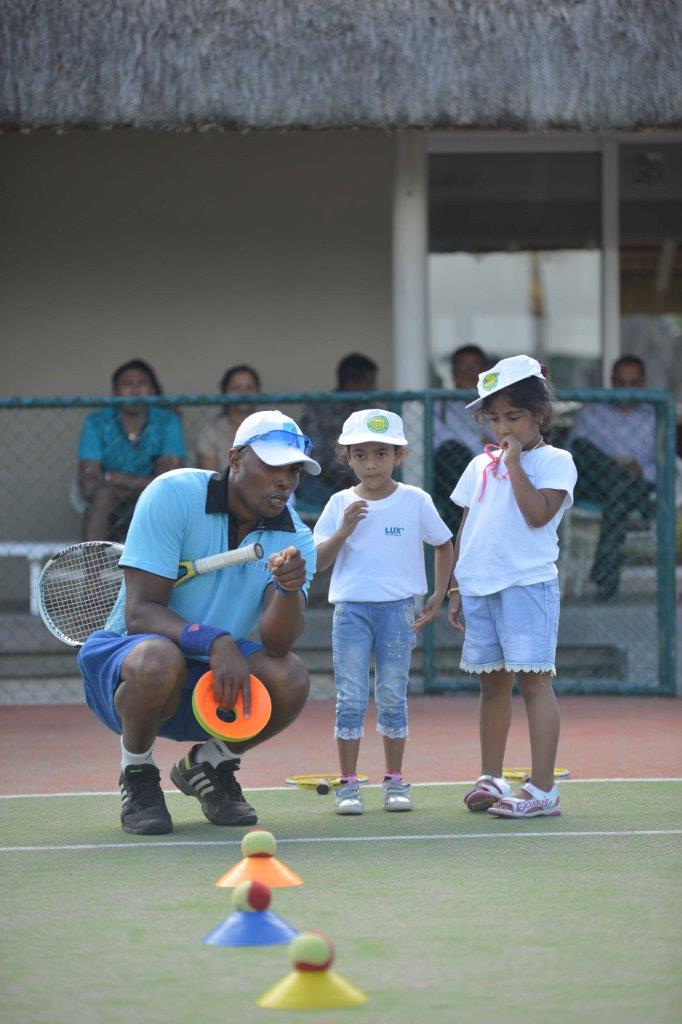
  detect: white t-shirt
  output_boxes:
[451,445,577,596]
[313,483,453,603]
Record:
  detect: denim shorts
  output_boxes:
[460,581,560,676]
[77,630,262,741]
[332,599,417,740]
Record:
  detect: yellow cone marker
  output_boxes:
[257,932,368,1010]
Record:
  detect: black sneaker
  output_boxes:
[170,746,258,826]
[119,764,173,835]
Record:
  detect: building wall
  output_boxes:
[1,130,394,398]
[0,131,394,597]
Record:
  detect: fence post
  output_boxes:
[656,394,678,694]
[422,392,435,693]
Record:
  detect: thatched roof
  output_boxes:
[1,0,680,131]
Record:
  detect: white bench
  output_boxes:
[0,542,79,615]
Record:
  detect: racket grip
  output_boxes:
[194,542,263,574]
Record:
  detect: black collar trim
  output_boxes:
[205,469,296,533]
[205,470,230,513]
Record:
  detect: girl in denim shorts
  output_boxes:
[448,356,577,818]
[313,409,454,816]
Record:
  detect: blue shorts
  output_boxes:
[460,581,560,676]
[77,630,263,741]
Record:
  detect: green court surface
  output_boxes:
[1,782,680,1024]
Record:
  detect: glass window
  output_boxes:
[619,142,682,399]
[429,152,602,387]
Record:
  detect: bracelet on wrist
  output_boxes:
[275,581,301,597]
[446,586,460,597]
[179,622,230,657]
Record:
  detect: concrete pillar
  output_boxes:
[392,131,429,390]
[601,136,621,384]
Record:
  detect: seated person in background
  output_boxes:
[433,345,492,533]
[77,359,186,541]
[297,352,378,509]
[197,364,261,471]
[566,354,656,601]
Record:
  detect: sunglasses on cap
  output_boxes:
[241,429,314,456]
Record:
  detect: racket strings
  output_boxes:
[41,545,123,644]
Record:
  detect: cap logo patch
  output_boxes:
[481,372,500,392]
[367,415,389,433]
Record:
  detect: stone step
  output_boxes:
[0,653,80,678]
[0,645,625,685]
[0,608,627,683]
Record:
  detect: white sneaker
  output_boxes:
[383,778,413,812]
[334,781,364,815]
[488,781,561,818]
[463,775,512,812]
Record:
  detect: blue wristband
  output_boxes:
[179,622,230,657]
[275,581,301,597]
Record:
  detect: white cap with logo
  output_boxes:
[337,408,408,446]
[466,354,546,411]
[233,410,321,475]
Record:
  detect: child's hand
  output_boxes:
[339,499,368,537]
[447,591,464,633]
[414,593,442,630]
[500,434,522,466]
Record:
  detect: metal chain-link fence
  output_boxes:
[0,388,677,700]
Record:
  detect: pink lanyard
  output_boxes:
[478,444,508,501]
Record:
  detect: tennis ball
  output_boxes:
[233,879,271,913]
[290,931,335,971]
[241,829,277,858]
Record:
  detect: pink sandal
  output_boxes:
[463,775,512,812]
[488,781,561,818]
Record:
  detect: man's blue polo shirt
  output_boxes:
[105,468,316,645]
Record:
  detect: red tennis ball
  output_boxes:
[233,879,271,913]
[290,931,335,971]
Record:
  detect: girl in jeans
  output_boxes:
[448,356,577,818]
[313,409,453,815]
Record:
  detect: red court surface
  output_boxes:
[1,695,680,795]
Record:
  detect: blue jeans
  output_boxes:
[332,599,417,740]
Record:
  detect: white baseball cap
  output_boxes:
[233,410,321,475]
[337,408,408,446]
[466,354,546,410]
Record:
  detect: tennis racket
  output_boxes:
[285,773,369,795]
[38,540,264,647]
[503,768,570,781]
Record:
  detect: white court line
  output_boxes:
[0,777,680,800]
[1,829,680,854]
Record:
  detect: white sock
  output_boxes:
[120,738,156,770]
[195,738,242,767]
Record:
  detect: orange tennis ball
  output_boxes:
[241,829,277,858]
[290,932,335,971]
[192,671,271,741]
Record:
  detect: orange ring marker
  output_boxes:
[192,671,272,742]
